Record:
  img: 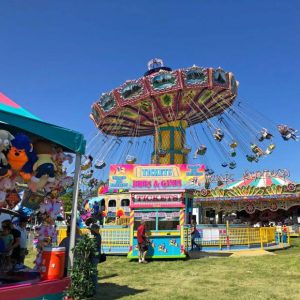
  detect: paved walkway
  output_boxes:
[188,243,290,258]
[230,249,275,257]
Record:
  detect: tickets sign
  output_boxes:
[109,164,205,190]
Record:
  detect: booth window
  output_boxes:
[158,216,179,230]
[134,210,180,231]
[108,199,116,207]
[134,218,156,231]
[121,199,130,207]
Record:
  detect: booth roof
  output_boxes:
[0,92,85,154]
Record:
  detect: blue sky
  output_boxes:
[0,0,299,181]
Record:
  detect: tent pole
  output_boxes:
[69,153,81,271]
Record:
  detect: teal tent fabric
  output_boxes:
[0,92,85,154]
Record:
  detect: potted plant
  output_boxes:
[65,234,98,299]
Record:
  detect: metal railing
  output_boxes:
[56,225,289,253]
[57,227,130,249]
[101,228,130,248]
[115,217,130,226]
[184,225,289,250]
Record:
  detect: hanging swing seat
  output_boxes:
[81,155,93,170]
[230,141,238,148]
[277,125,299,141]
[95,161,106,169]
[82,170,94,179]
[126,155,136,164]
[251,144,264,157]
[246,155,258,162]
[158,149,167,157]
[229,162,236,169]
[230,151,237,157]
[182,146,192,154]
[265,144,275,155]
[205,168,214,175]
[259,128,273,141]
[213,130,224,142]
[196,145,207,155]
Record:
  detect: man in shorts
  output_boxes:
[137,220,148,263]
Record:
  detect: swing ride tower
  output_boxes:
[90,59,238,165]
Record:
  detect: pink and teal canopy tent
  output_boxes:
[0,91,85,267]
[0,92,85,154]
[222,172,292,189]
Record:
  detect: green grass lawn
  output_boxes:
[97,239,300,300]
[25,239,300,300]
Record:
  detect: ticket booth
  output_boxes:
[108,163,205,259]
[128,190,193,259]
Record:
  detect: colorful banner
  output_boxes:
[109,164,205,190]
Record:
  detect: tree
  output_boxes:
[60,192,73,213]
[60,189,84,213]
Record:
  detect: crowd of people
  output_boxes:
[0,211,103,295]
[0,218,29,272]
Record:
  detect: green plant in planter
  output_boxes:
[65,234,98,299]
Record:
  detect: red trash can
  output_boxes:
[40,247,66,280]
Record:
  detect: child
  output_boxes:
[1,225,14,253]
[15,218,29,269]
[0,225,14,271]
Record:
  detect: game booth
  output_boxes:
[0,93,85,300]
[191,170,298,251]
[128,189,192,259]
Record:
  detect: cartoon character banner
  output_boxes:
[109,164,205,190]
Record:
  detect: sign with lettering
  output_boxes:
[205,173,235,184]
[131,192,185,208]
[135,211,180,219]
[243,169,290,180]
[109,164,205,190]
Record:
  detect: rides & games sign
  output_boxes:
[109,164,205,190]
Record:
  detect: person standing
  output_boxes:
[190,219,200,250]
[90,223,101,295]
[2,220,21,270]
[92,202,99,219]
[15,217,29,268]
[137,220,148,263]
[0,224,14,252]
[0,224,14,271]
[59,225,81,276]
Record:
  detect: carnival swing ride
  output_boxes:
[77,59,299,257]
[80,58,297,190]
